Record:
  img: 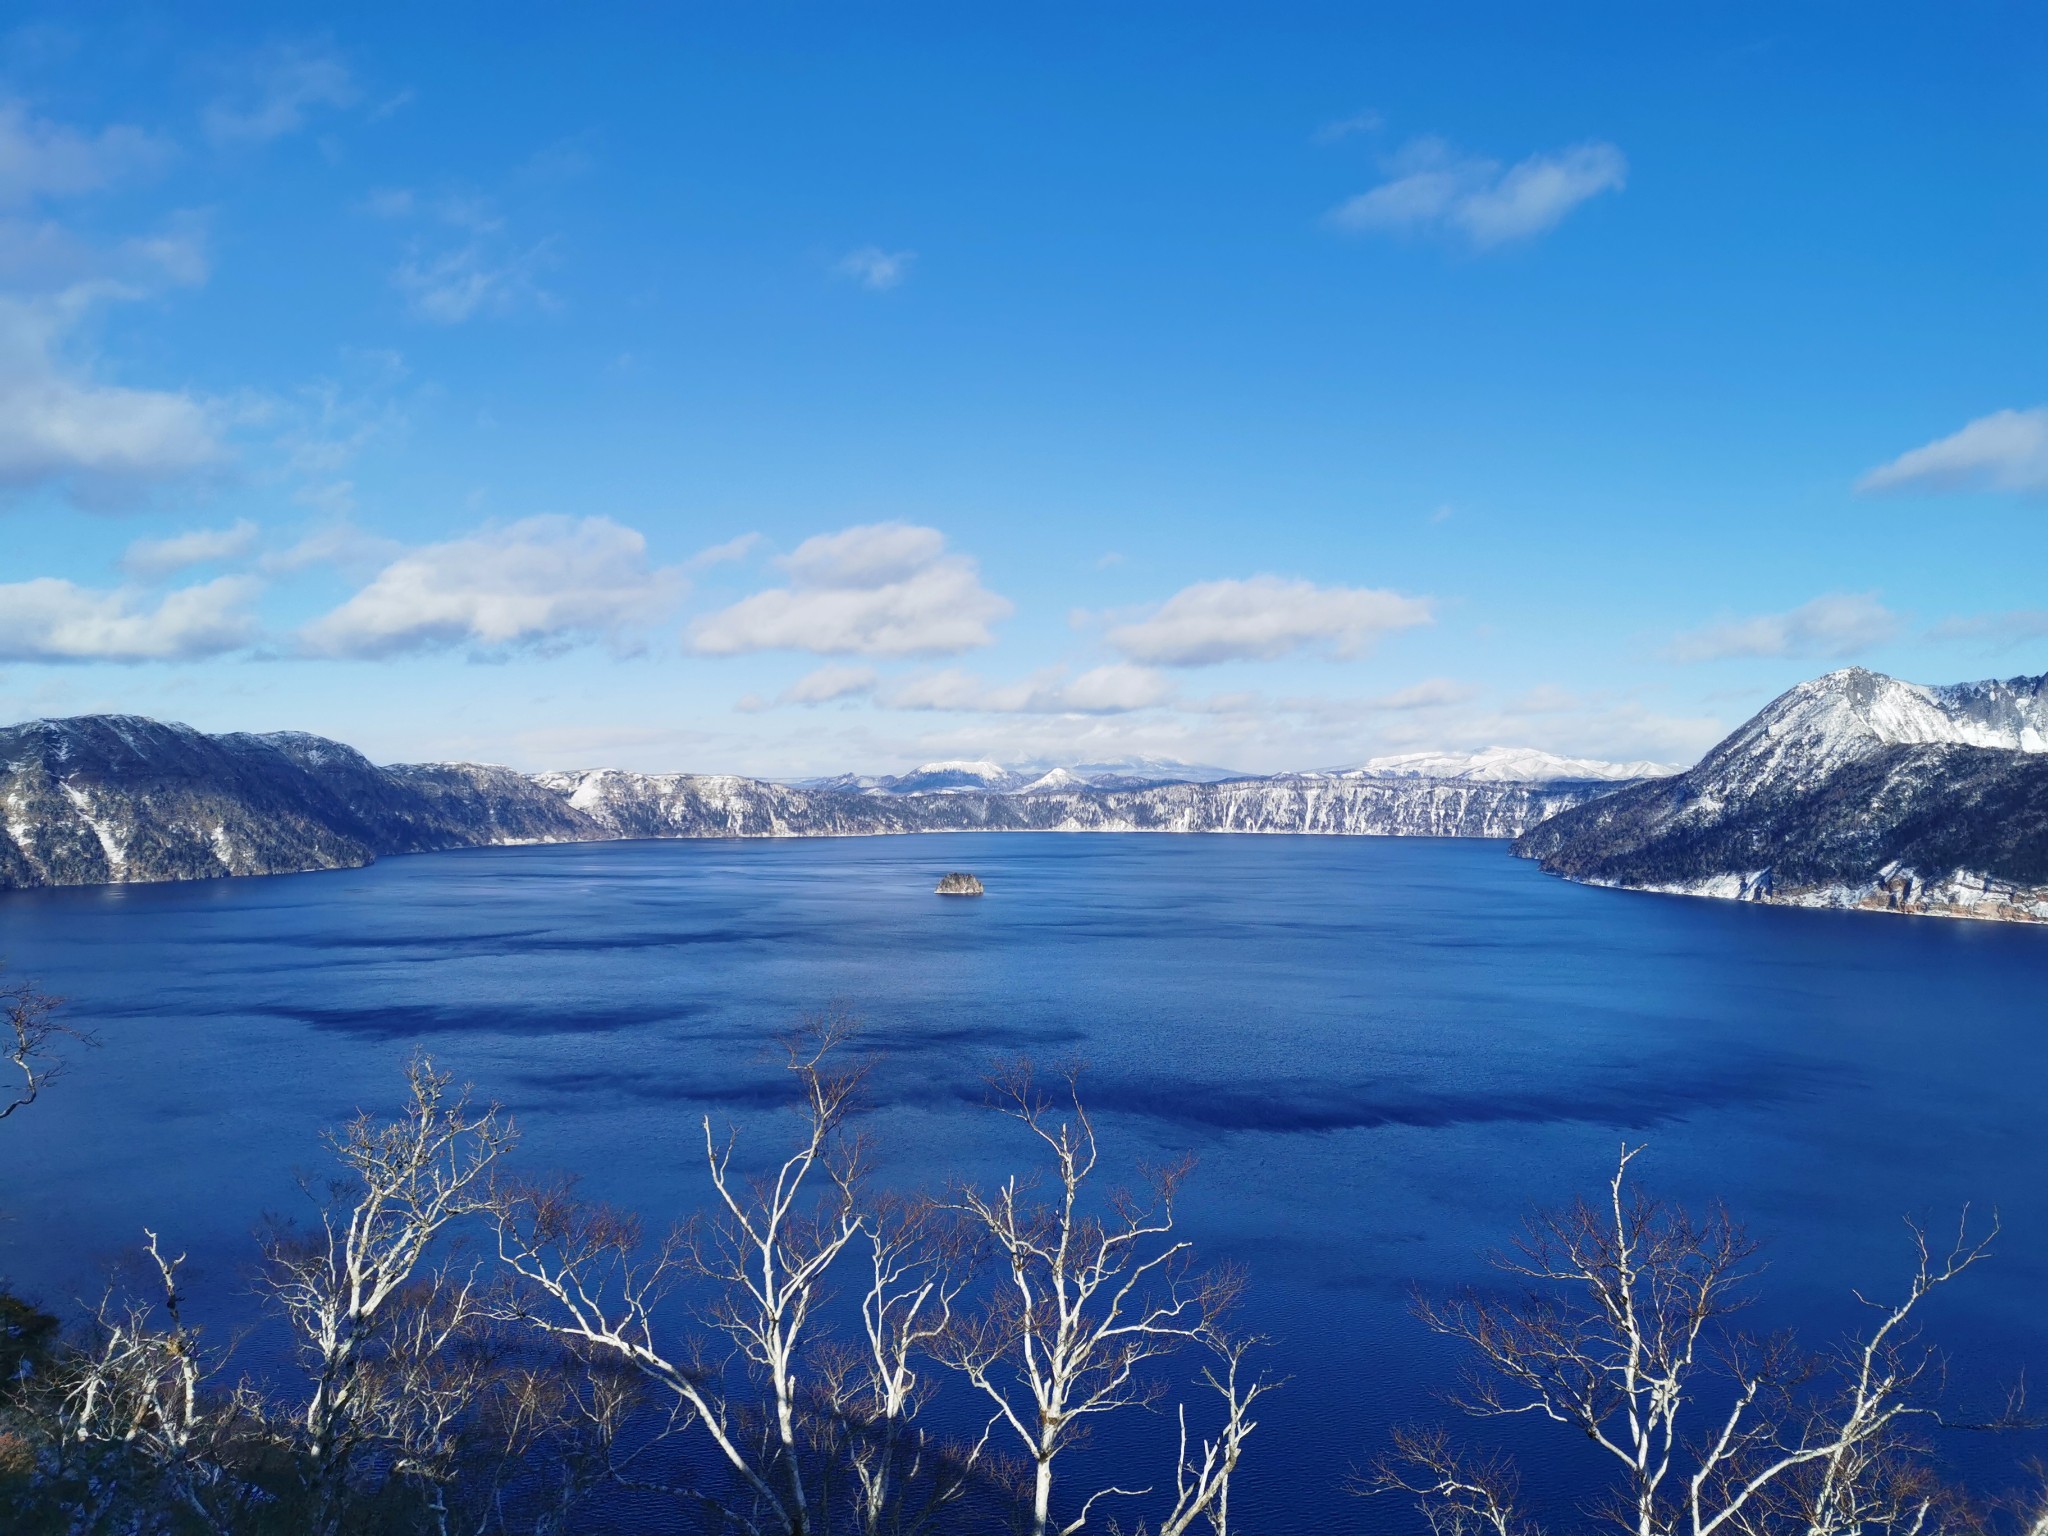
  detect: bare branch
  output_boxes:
[939,1062,1252,1536]
[1392,1147,1993,1536]
[0,974,93,1123]
[256,1051,516,1534]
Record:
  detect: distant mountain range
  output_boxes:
[790,756,1244,795]
[1343,746,1680,783]
[1517,667,2048,923]
[0,717,1649,892]
[795,747,1680,795]
[30,684,2042,922]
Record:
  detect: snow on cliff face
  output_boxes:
[2,715,1645,892]
[1699,667,2048,794]
[1346,746,1682,784]
[1516,667,2048,925]
[0,717,602,890]
[535,764,1620,841]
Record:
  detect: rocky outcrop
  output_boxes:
[1515,668,2048,922]
[936,872,985,895]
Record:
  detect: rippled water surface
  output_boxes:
[4,834,2047,1530]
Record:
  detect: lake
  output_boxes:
[3,833,2046,1531]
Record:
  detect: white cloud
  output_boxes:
[1666,593,1901,663]
[394,239,553,324]
[121,519,260,579]
[687,532,761,570]
[203,44,357,146]
[0,574,259,661]
[360,186,416,219]
[368,89,417,124]
[883,663,1175,716]
[369,190,549,323]
[781,664,879,705]
[875,669,981,711]
[0,208,209,292]
[690,523,1011,658]
[835,246,915,291]
[0,100,170,205]
[1330,137,1626,248]
[0,102,221,506]
[0,293,223,503]
[259,517,402,576]
[1041,664,1175,713]
[1857,407,2048,496]
[1106,575,1433,666]
[859,680,1727,781]
[1503,683,1584,715]
[1927,609,2048,650]
[1363,677,1476,711]
[121,211,211,287]
[300,515,683,658]
[1313,108,1383,145]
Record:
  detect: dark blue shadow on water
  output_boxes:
[3,832,2046,1533]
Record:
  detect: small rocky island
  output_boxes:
[935,871,985,896]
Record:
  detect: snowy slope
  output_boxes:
[1516,668,2048,924]
[0,714,1658,892]
[789,756,1242,794]
[1345,746,1682,784]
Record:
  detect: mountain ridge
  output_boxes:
[0,713,1648,891]
[1515,667,2048,923]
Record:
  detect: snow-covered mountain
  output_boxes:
[0,716,589,889]
[1055,756,1243,786]
[789,756,1241,795]
[877,760,1024,794]
[1675,667,2048,788]
[790,748,1666,795]
[1341,746,1682,784]
[1016,767,1089,793]
[539,767,1609,842]
[0,715,1657,891]
[1516,667,2048,923]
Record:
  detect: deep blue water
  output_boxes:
[3,833,2047,1531]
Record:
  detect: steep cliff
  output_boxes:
[538,767,1611,840]
[0,717,605,889]
[2,714,1638,892]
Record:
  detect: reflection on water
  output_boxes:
[4,834,2046,1531]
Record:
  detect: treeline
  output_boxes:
[1,977,2042,1536]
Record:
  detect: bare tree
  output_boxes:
[937,1064,1249,1536]
[45,1231,269,1534]
[1,973,90,1123]
[1144,1329,1272,1536]
[258,1052,516,1534]
[2017,1480,2048,1536]
[66,1233,211,1463]
[493,1019,869,1536]
[1372,1145,1995,1536]
[815,1191,983,1536]
[353,1286,635,1536]
[697,1021,868,1530]
[1362,1425,1535,1536]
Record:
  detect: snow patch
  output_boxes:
[1348,746,1680,784]
[60,781,128,872]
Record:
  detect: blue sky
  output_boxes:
[0,2,2042,775]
